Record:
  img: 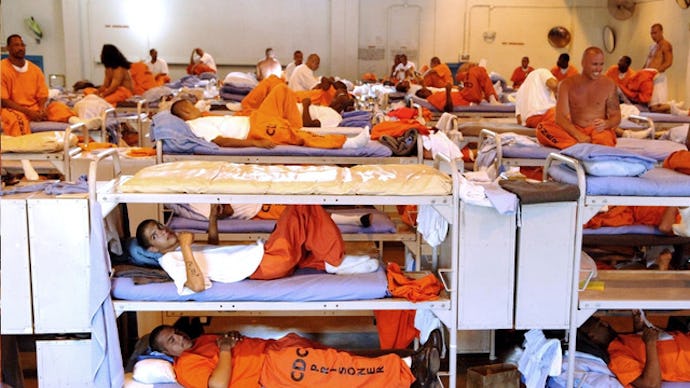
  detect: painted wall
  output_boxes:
[1,0,688,102]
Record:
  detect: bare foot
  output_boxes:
[657,251,673,271]
[632,309,644,332]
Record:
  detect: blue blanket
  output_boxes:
[341,110,372,128]
[150,111,221,154]
[561,143,656,169]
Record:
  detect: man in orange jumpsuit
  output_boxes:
[605,56,635,92]
[421,57,453,88]
[453,62,500,105]
[148,325,441,388]
[1,34,77,136]
[550,53,579,82]
[579,314,690,387]
[536,47,621,150]
[510,56,534,89]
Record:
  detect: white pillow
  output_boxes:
[132,359,177,384]
[582,160,648,177]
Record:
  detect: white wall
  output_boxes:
[2,0,688,102]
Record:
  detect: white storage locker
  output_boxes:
[457,202,516,329]
[36,339,92,387]
[514,202,577,329]
[27,194,91,333]
[1,194,34,334]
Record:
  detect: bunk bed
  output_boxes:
[88,149,461,387]
[543,152,690,388]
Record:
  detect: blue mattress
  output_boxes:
[503,138,686,163]
[164,140,392,157]
[583,225,663,235]
[112,267,389,302]
[168,208,396,234]
[548,165,690,196]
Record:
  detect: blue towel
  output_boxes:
[340,111,372,128]
[128,238,163,268]
[561,143,656,169]
[150,111,220,154]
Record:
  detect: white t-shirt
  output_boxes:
[199,52,217,72]
[186,116,251,142]
[284,62,298,83]
[297,104,343,128]
[147,58,169,75]
[393,61,416,81]
[159,242,264,295]
[515,68,556,121]
[288,64,319,91]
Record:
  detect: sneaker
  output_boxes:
[411,342,440,387]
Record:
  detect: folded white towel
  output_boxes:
[326,255,379,275]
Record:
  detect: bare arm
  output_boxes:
[631,327,662,388]
[178,232,206,292]
[207,332,241,388]
[211,136,275,148]
[99,68,113,93]
[600,84,621,131]
[555,80,589,142]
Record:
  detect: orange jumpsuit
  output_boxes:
[510,66,534,88]
[250,205,345,280]
[454,65,498,105]
[1,58,75,136]
[608,332,690,386]
[84,86,133,106]
[536,108,617,150]
[550,65,579,82]
[605,65,635,91]
[584,206,675,229]
[423,63,453,88]
[664,150,690,175]
[247,83,346,149]
[175,333,415,388]
[129,62,158,95]
[370,120,429,141]
[619,69,656,105]
[186,63,216,75]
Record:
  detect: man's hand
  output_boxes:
[592,118,608,132]
[25,109,45,121]
[574,132,592,143]
[217,331,242,352]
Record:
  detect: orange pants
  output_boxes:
[84,86,133,106]
[251,205,345,280]
[584,206,678,229]
[426,90,470,112]
[536,109,617,150]
[664,150,690,175]
[1,101,75,136]
[186,63,216,75]
[248,83,346,148]
[261,337,414,388]
[241,75,285,111]
[524,113,546,129]
[174,334,414,388]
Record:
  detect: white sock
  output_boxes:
[342,128,370,149]
[403,357,412,368]
[21,159,39,181]
[670,103,689,116]
[330,213,369,226]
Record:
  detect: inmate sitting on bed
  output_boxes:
[147,325,442,388]
[136,205,379,294]
[170,84,368,150]
[514,68,558,128]
[536,47,622,150]
[577,312,690,387]
[0,34,85,136]
[414,62,500,112]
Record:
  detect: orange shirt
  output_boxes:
[1,58,49,111]
[129,62,158,95]
[608,333,690,386]
[619,69,656,104]
[455,65,497,104]
[550,65,579,82]
[423,63,453,88]
[604,65,635,90]
[510,66,534,88]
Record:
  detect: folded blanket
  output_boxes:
[561,143,656,177]
[340,110,372,128]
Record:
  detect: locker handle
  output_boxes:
[437,268,454,292]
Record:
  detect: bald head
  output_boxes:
[306,54,320,71]
[581,47,605,79]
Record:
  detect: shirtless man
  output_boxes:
[256,47,282,81]
[644,23,673,110]
[536,47,621,149]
